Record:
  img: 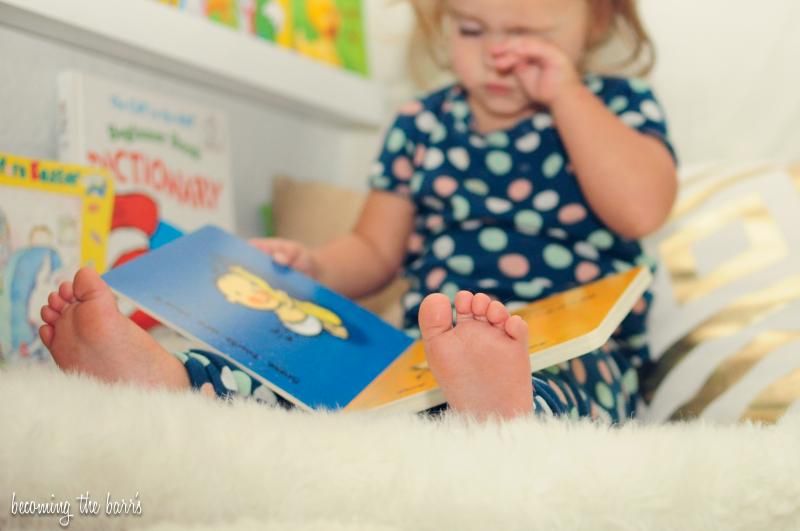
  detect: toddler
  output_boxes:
[40,0,676,421]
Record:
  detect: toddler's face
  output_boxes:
[445,0,591,124]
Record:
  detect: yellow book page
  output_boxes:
[0,152,114,272]
[345,267,646,411]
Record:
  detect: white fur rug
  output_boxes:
[1,365,799,531]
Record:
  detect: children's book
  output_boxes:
[58,70,235,327]
[0,152,114,365]
[292,0,368,76]
[104,226,652,413]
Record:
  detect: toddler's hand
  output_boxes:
[249,238,318,278]
[491,37,582,107]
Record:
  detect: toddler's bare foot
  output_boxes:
[39,268,189,390]
[419,291,533,421]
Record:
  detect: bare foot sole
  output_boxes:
[39,267,189,390]
[419,291,533,420]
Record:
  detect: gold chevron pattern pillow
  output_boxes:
[642,163,800,424]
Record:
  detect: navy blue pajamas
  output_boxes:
[176,76,674,421]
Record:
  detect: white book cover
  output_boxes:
[58,70,235,327]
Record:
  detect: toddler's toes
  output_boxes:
[58,281,75,303]
[486,300,509,327]
[41,305,60,325]
[39,324,54,349]
[504,315,528,342]
[454,291,474,322]
[471,293,491,321]
[48,291,67,313]
[419,293,454,341]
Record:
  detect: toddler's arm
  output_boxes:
[253,190,414,299]
[550,83,677,239]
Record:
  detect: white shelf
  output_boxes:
[0,0,386,128]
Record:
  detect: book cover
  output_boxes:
[103,225,414,411]
[0,152,114,364]
[104,225,651,413]
[292,0,368,76]
[57,70,235,326]
[345,266,652,412]
[254,0,293,46]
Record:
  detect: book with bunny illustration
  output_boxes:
[0,152,114,365]
[104,225,651,412]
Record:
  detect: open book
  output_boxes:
[104,225,651,413]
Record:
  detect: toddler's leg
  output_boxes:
[418,291,533,421]
[39,268,189,390]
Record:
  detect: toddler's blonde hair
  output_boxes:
[408,0,655,86]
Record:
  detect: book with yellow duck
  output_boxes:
[104,226,651,412]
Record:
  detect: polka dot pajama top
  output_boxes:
[178,75,675,421]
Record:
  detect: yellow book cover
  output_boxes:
[345,266,652,413]
[0,152,114,363]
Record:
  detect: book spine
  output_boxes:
[56,71,86,165]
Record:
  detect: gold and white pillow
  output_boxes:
[642,163,800,424]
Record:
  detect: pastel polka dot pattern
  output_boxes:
[423,148,445,170]
[507,179,533,202]
[621,111,646,128]
[431,122,448,143]
[575,261,600,282]
[533,113,553,130]
[597,360,614,385]
[433,176,458,197]
[230,370,252,395]
[609,96,628,113]
[486,197,513,214]
[366,80,673,420]
[447,255,475,275]
[448,147,470,171]
[451,195,470,221]
[392,157,413,180]
[514,210,543,235]
[558,204,587,224]
[640,100,663,121]
[588,229,614,250]
[486,151,513,175]
[415,111,438,132]
[426,268,446,289]
[515,132,541,153]
[478,228,508,252]
[574,241,599,260]
[399,100,423,115]
[498,254,530,278]
[595,382,615,409]
[465,179,489,196]
[486,131,509,148]
[386,128,406,153]
[542,153,564,178]
[533,190,560,211]
[543,244,573,269]
[432,235,455,259]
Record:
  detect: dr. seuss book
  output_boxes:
[292,0,368,76]
[57,70,235,327]
[104,226,652,412]
[0,152,114,364]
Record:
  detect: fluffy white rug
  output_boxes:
[1,365,798,531]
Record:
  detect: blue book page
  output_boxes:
[103,225,413,410]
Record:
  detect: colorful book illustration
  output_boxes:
[254,0,293,46]
[103,225,413,411]
[104,226,651,412]
[57,70,235,327]
[0,152,114,364]
[292,0,368,76]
